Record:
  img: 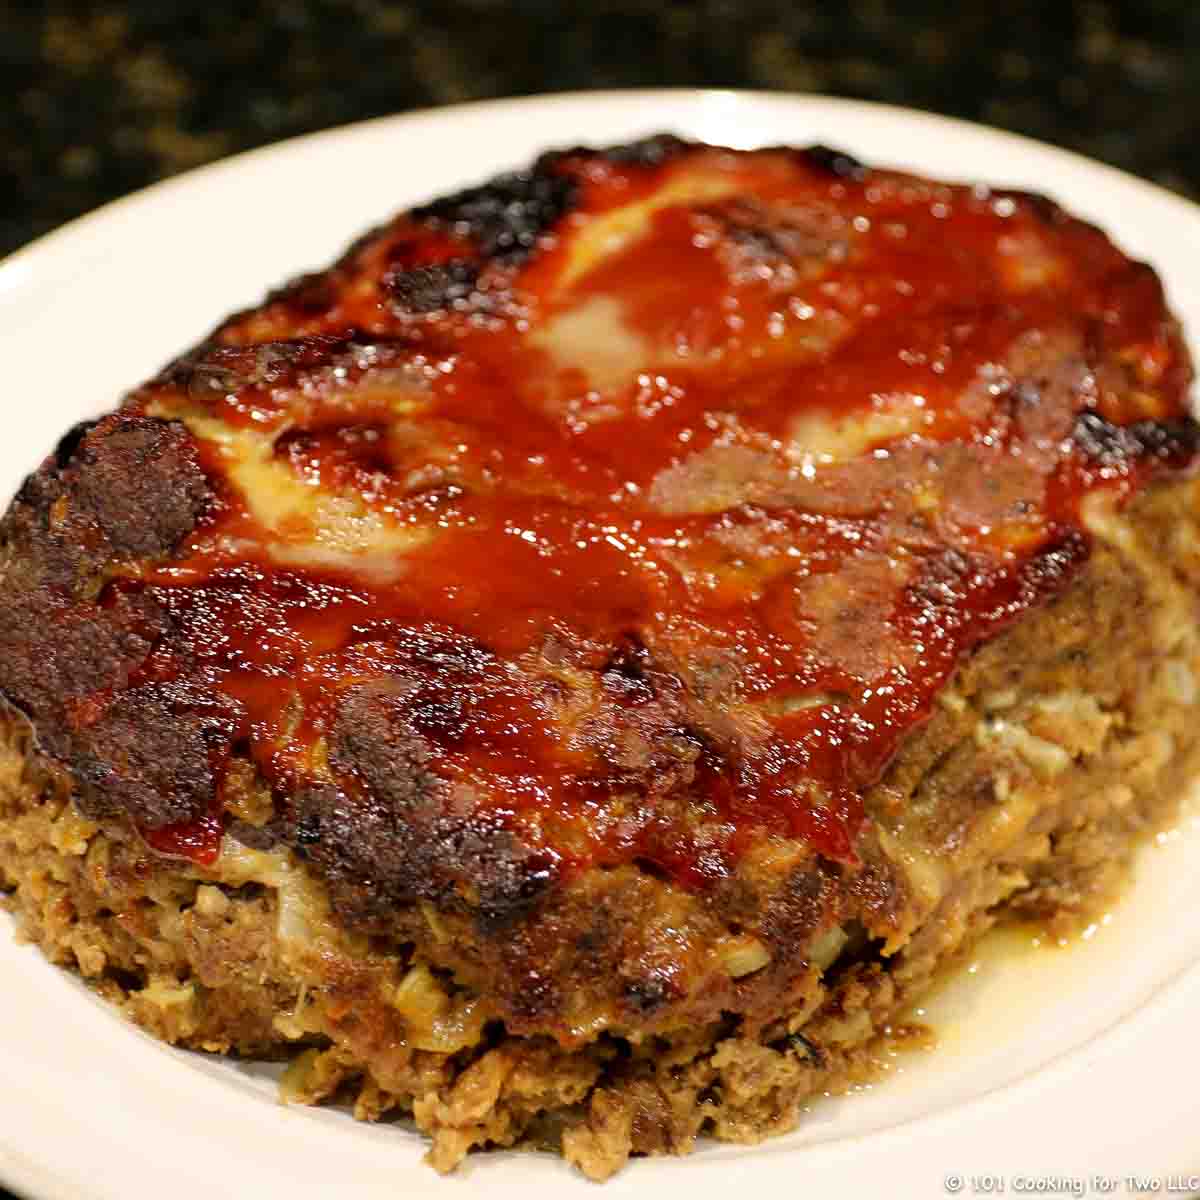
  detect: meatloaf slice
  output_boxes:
[1,137,1198,1178]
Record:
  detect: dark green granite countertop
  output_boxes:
[2,3,1200,1198]
[4,1,1200,259]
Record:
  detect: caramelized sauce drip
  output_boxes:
[121,145,1196,884]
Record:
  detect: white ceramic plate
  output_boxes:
[1,90,1198,1200]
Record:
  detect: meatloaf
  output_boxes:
[1,137,1198,1179]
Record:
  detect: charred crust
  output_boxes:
[65,417,211,564]
[6,413,211,587]
[0,601,233,831]
[263,270,341,316]
[1013,530,1092,605]
[796,145,868,181]
[293,776,557,933]
[328,680,440,812]
[292,678,558,929]
[1073,410,1200,471]
[52,419,100,469]
[290,781,405,910]
[71,683,238,829]
[474,855,557,934]
[412,165,577,263]
[167,335,351,398]
[0,414,218,828]
[0,589,162,743]
[595,133,693,168]
[160,335,432,415]
[384,258,480,314]
[989,187,1066,226]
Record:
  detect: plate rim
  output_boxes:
[2,88,1199,1200]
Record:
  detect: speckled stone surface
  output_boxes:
[1,3,1199,1198]
[4,0,1200,260]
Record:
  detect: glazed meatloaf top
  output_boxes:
[1,137,1197,1029]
